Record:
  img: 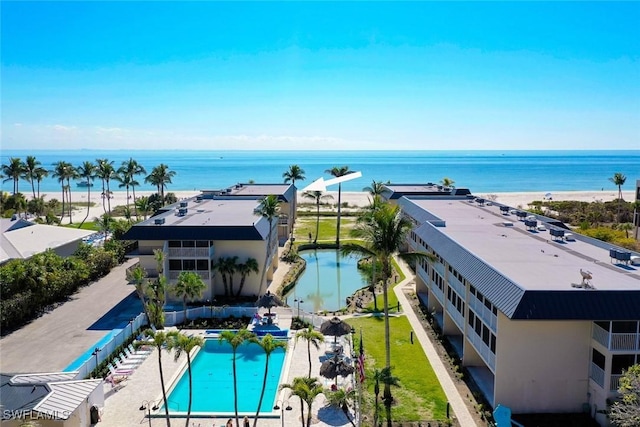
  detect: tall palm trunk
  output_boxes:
[233,353,239,427]
[59,183,66,222]
[314,200,320,244]
[80,181,91,227]
[158,350,171,427]
[185,355,193,427]
[106,178,112,212]
[254,356,270,427]
[336,182,342,246]
[382,276,392,427]
[258,219,274,294]
[132,185,138,219]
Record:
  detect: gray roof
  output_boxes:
[1,372,99,420]
[382,183,471,200]
[201,183,296,202]
[122,198,270,241]
[401,197,640,320]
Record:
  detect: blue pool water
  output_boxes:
[285,249,367,313]
[166,339,286,413]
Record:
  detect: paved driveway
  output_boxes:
[0,258,142,373]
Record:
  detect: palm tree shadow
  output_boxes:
[317,405,352,426]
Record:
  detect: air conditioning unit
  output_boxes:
[154,218,165,225]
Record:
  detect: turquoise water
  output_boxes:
[285,249,367,313]
[166,339,286,414]
[2,150,638,193]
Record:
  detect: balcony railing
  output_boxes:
[469,297,497,332]
[446,301,465,331]
[448,275,465,299]
[592,324,640,351]
[431,282,444,305]
[467,330,496,372]
[167,248,210,258]
[168,271,210,281]
[590,362,605,388]
[610,374,622,392]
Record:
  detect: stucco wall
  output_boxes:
[494,313,592,413]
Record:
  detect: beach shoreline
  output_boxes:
[51,189,635,224]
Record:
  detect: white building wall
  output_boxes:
[494,313,592,413]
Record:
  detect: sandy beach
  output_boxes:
[57,188,635,225]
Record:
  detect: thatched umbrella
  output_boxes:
[256,290,283,316]
[320,316,352,343]
[320,355,355,386]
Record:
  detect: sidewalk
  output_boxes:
[393,258,478,427]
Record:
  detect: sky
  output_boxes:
[1,1,639,151]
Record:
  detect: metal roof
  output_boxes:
[34,379,103,420]
[0,374,49,418]
[401,197,640,320]
[201,183,296,202]
[10,372,78,384]
[382,184,471,200]
[121,198,270,241]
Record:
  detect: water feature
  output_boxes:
[285,249,367,313]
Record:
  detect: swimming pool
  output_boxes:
[165,338,287,414]
[286,249,367,313]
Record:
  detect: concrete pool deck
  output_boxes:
[99,307,355,427]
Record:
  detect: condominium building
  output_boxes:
[394,193,640,425]
[122,183,296,301]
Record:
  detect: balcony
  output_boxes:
[167,247,210,258]
[467,330,496,372]
[592,324,640,351]
[590,362,605,388]
[610,374,622,392]
[168,271,210,281]
[469,297,497,332]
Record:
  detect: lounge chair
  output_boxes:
[123,348,148,359]
[129,343,152,355]
[105,373,128,391]
[108,364,134,376]
[115,355,143,368]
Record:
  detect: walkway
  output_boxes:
[393,258,478,427]
[0,258,141,372]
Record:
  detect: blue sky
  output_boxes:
[2,1,639,151]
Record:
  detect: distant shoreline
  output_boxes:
[51,189,635,224]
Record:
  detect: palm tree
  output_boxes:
[121,157,146,218]
[95,158,115,213]
[94,213,114,240]
[254,195,281,294]
[114,170,134,211]
[219,329,257,427]
[24,156,42,199]
[145,164,176,206]
[146,329,172,427]
[325,387,357,427]
[341,201,433,425]
[440,177,455,188]
[302,191,333,244]
[283,164,306,188]
[325,166,352,246]
[253,334,287,427]
[76,161,96,227]
[135,196,152,220]
[1,157,25,195]
[127,265,152,322]
[372,367,400,427]
[146,249,168,329]
[52,161,74,222]
[172,271,206,319]
[11,193,27,219]
[295,326,325,378]
[33,166,48,199]
[363,179,385,198]
[214,256,237,297]
[166,331,204,427]
[236,258,259,297]
[280,376,324,427]
[609,172,627,222]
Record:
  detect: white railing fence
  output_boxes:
[163,305,258,327]
[75,312,148,379]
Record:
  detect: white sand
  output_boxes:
[57,189,634,225]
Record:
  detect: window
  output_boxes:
[183,240,195,247]
[169,259,182,270]
[196,240,209,247]
[612,321,638,333]
[595,321,610,332]
[482,325,490,345]
[183,259,196,270]
[196,259,208,270]
[469,311,475,327]
[168,241,181,247]
[612,354,637,375]
[490,335,496,353]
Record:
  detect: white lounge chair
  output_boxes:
[108,363,134,376]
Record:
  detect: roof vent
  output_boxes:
[178,208,188,217]
[499,206,510,214]
[180,201,188,208]
[154,217,165,225]
[196,195,203,203]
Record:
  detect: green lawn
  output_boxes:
[295,216,355,243]
[347,316,448,423]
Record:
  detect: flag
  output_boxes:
[358,329,366,383]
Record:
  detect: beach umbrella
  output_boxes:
[255,290,283,316]
[320,316,352,343]
[319,355,355,386]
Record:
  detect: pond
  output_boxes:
[285,249,368,313]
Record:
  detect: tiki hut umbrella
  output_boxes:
[320,316,352,344]
[320,355,355,386]
[256,290,283,316]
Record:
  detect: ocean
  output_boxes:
[2,150,638,194]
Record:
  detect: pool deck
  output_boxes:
[99,307,355,427]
